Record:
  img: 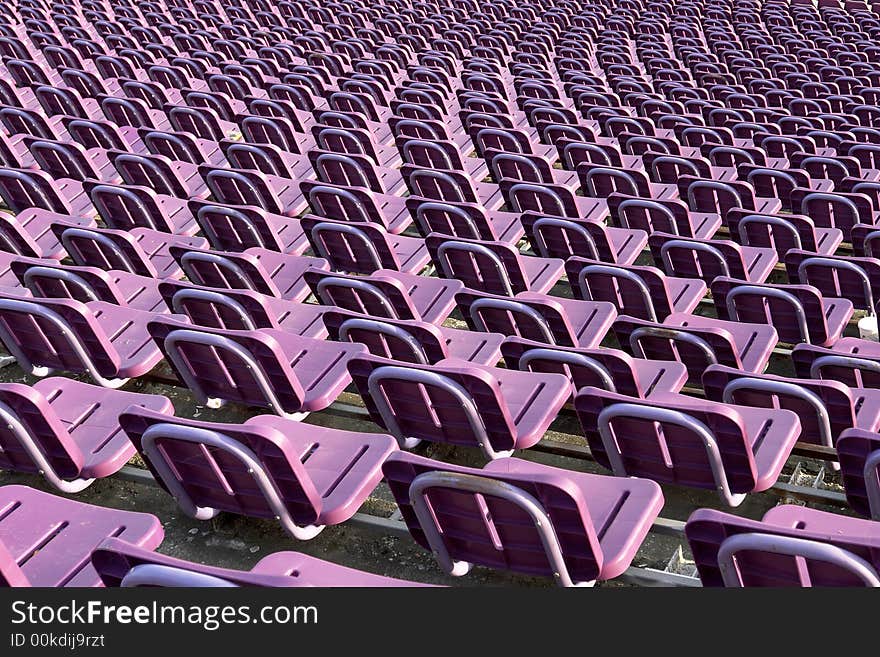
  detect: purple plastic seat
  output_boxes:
[300,180,412,234]
[578,162,679,200]
[703,364,880,455]
[169,245,328,303]
[607,193,722,239]
[792,337,880,388]
[686,505,880,586]
[83,180,198,235]
[520,211,647,264]
[158,279,328,338]
[0,485,163,587]
[309,148,407,197]
[726,208,843,257]
[299,215,430,275]
[50,222,208,279]
[0,293,176,387]
[0,376,171,490]
[711,276,853,346]
[119,407,396,540]
[499,178,609,221]
[837,428,880,520]
[565,257,706,321]
[790,188,879,240]
[322,308,503,365]
[406,196,526,245]
[455,289,616,348]
[382,451,663,586]
[200,165,309,217]
[23,136,121,184]
[303,268,463,325]
[92,537,427,587]
[9,257,166,312]
[783,249,880,312]
[426,233,565,295]
[402,164,506,210]
[613,312,778,380]
[397,136,490,180]
[147,315,364,417]
[501,336,688,399]
[0,208,95,260]
[0,167,94,217]
[648,232,778,283]
[575,387,801,505]
[188,199,309,255]
[347,353,570,458]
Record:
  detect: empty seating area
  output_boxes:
[0,0,879,588]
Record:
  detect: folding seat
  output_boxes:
[348,352,570,458]
[32,84,103,122]
[0,373,174,492]
[519,211,646,264]
[381,451,662,586]
[706,358,880,463]
[168,245,328,303]
[49,221,207,280]
[792,336,880,387]
[299,180,413,234]
[62,116,144,154]
[679,176,783,225]
[119,407,395,540]
[0,207,93,260]
[574,386,801,505]
[726,208,844,258]
[789,188,879,240]
[648,232,778,284]
[9,257,166,313]
[566,257,706,321]
[470,125,558,162]
[613,312,778,380]
[454,288,616,349]
[388,114,472,152]
[99,95,171,132]
[397,136,489,180]
[146,315,364,418]
[187,199,309,256]
[299,216,429,275]
[0,168,94,218]
[313,125,402,169]
[92,537,426,587]
[578,162,679,200]
[83,180,198,235]
[0,485,163,587]
[501,331,688,397]
[686,505,880,586]
[607,194,722,240]
[498,179,608,221]
[485,148,581,191]
[22,137,120,184]
[783,249,880,312]
[157,278,328,338]
[711,276,853,346]
[425,234,564,295]
[303,266,462,325]
[836,428,880,520]
[0,292,176,387]
[199,165,308,217]
[308,148,407,197]
[322,307,503,365]
[405,196,525,245]
[401,164,505,210]
[108,150,209,200]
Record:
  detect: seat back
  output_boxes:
[300,216,398,274]
[146,318,306,413]
[189,200,288,253]
[84,181,174,232]
[304,269,421,320]
[300,181,382,225]
[201,167,283,215]
[25,138,99,182]
[52,224,154,277]
[322,309,448,364]
[648,232,749,281]
[784,250,880,311]
[119,407,323,525]
[455,290,579,346]
[575,387,758,499]
[565,258,671,320]
[0,168,68,214]
[168,246,277,296]
[711,277,834,345]
[425,235,528,295]
[347,354,517,452]
[686,507,880,586]
[837,429,880,520]
[382,451,605,584]
[110,151,187,198]
[792,343,880,389]
[520,213,621,262]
